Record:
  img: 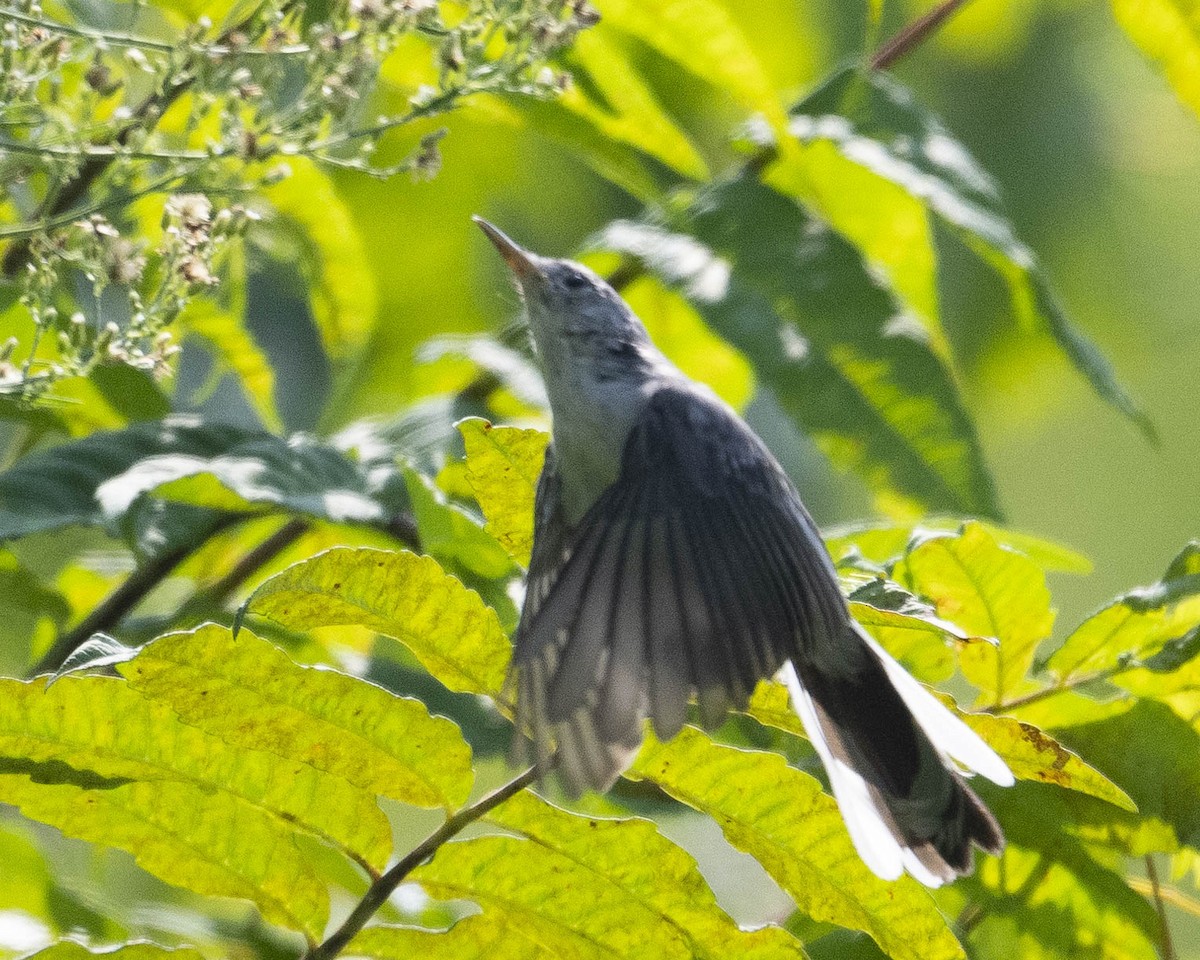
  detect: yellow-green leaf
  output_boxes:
[597,0,786,131]
[1113,0,1200,120]
[0,675,391,873]
[457,419,549,568]
[118,624,473,810]
[948,704,1136,811]
[24,944,205,960]
[1046,548,1200,681]
[899,522,1054,704]
[485,791,806,959]
[0,775,327,939]
[177,300,282,433]
[347,915,543,960]
[265,158,377,358]
[243,547,510,695]
[627,727,965,960]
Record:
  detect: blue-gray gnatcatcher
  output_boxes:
[474,216,1014,887]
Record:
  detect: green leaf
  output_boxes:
[23,945,205,960]
[117,624,474,810]
[457,419,549,568]
[0,822,52,917]
[242,547,510,695]
[1045,546,1200,681]
[598,0,786,130]
[264,157,377,358]
[626,727,965,960]
[825,520,1092,575]
[602,184,999,517]
[0,674,391,871]
[898,522,1054,704]
[1051,700,1200,848]
[484,791,807,959]
[1113,0,1200,121]
[556,30,710,181]
[946,705,1135,811]
[784,68,1150,436]
[99,431,402,528]
[347,915,545,960]
[404,467,515,580]
[0,775,327,939]
[178,299,283,433]
[0,416,243,557]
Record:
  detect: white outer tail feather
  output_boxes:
[779,628,1013,887]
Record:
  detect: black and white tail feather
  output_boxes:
[509,382,1013,887]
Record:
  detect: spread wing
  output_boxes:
[511,382,850,792]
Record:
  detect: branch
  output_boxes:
[27,514,242,677]
[871,0,972,71]
[304,762,546,960]
[1145,855,1178,960]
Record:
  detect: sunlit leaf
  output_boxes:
[0,675,391,872]
[898,522,1053,704]
[404,467,515,579]
[347,915,543,960]
[484,791,807,959]
[1113,0,1200,121]
[0,822,52,918]
[242,547,511,695]
[1046,544,1200,682]
[785,68,1151,436]
[23,944,205,960]
[825,520,1092,575]
[597,0,787,130]
[264,157,377,358]
[117,624,474,810]
[627,727,965,960]
[457,419,549,568]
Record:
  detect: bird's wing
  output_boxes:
[511,382,850,790]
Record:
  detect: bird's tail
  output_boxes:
[781,624,1014,887]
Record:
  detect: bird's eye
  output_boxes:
[562,271,589,290]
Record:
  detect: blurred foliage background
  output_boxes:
[2,0,1200,956]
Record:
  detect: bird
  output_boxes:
[473,215,1014,887]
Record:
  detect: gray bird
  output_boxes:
[474,215,1014,887]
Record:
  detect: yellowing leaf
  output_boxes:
[0,675,391,872]
[899,522,1054,704]
[119,624,474,810]
[485,791,806,959]
[265,157,377,358]
[0,775,327,940]
[949,705,1135,812]
[347,915,543,960]
[627,727,965,960]
[1114,0,1200,120]
[457,419,549,568]
[243,547,511,695]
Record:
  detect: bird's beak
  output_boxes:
[473,216,540,280]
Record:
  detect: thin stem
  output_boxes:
[988,664,1126,713]
[870,0,971,71]
[27,514,242,677]
[1145,855,1178,960]
[304,763,546,960]
[0,135,212,162]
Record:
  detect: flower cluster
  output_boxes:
[0,0,595,402]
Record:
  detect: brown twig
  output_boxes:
[871,0,972,71]
[1145,854,1178,960]
[303,762,546,960]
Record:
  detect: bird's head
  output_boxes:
[473,216,654,369]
